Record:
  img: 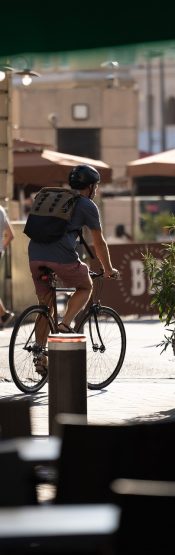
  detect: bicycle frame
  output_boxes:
[29,289,106,356]
[33,267,105,356]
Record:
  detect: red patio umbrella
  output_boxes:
[14,146,112,188]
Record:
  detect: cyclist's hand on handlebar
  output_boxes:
[104,268,121,280]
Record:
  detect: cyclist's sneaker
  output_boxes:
[57,322,75,333]
[35,354,48,377]
[1,311,15,328]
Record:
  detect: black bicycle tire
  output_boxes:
[9,305,55,394]
[77,305,126,389]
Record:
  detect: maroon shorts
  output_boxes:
[29,259,92,296]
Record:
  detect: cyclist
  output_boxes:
[28,164,120,373]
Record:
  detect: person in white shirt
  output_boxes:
[0,205,15,327]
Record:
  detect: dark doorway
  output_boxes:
[57,128,101,159]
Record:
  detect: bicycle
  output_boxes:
[9,266,126,394]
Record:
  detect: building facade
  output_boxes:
[130,56,175,154]
[12,68,138,187]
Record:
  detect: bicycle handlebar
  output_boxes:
[89,270,104,279]
[89,269,120,280]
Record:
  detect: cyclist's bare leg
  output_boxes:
[0,298,7,316]
[35,290,54,345]
[30,259,92,333]
[60,284,92,328]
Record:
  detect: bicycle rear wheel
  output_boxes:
[9,305,55,394]
[77,306,126,389]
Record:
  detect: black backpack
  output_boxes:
[23,187,94,258]
[23,187,79,243]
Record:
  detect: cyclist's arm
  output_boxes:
[91,229,120,278]
[3,221,15,250]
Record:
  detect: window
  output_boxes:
[165,97,175,125]
[57,128,100,159]
[72,104,89,120]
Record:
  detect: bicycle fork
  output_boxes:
[89,306,105,353]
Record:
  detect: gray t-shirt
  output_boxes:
[28,195,101,263]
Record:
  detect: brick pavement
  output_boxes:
[0,317,175,436]
[1,377,175,436]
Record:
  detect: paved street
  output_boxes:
[1,316,175,436]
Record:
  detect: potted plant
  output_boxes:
[142,215,175,355]
[142,235,175,353]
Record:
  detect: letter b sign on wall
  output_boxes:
[91,243,164,316]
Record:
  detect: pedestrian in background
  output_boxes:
[0,205,15,327]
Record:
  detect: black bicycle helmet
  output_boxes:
[69,164,100,189]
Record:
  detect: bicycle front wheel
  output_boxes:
[77,306,126,389]
[9,305,55,394]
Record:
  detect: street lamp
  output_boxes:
[0,65,40,86]
[22,74,32,86]
[0,71,6,82]
[100,60,119,87]
[0,65,40,215]
[15,68,40,86]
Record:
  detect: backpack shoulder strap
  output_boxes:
[78,229,94,259]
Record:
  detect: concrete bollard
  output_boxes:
[48,333,87,434]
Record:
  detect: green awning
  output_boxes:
[0,4,175,64]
